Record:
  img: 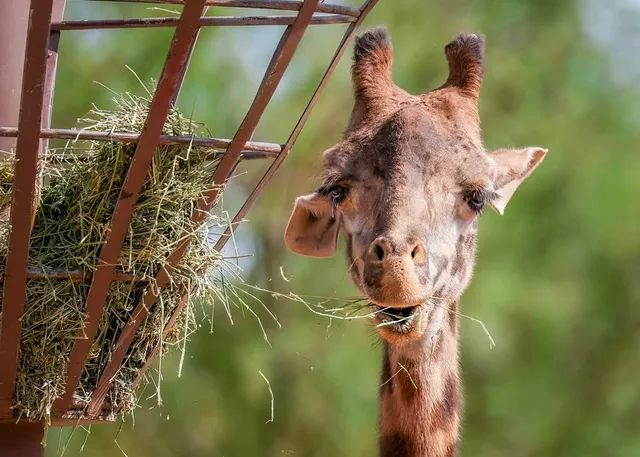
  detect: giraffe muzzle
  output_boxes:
[370,302,434,343]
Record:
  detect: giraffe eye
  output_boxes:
[328,185,348,204]
[465,190,486,212]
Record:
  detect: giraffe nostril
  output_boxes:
[410,241,426,265]
[368,237,392,263]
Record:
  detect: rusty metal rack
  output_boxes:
[0,0,377,451]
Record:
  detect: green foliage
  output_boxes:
[46,0,639,456]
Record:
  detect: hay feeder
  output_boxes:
[0,0,378,455]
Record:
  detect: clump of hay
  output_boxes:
[0,87,226,421]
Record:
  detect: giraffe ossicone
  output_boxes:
[285,28,546,457]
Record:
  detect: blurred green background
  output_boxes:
[38,0,640,455]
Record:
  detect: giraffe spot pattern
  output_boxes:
[439,374,460,425]
[380,432,415,457]
[397,357,419,404]
[380,342,393,395]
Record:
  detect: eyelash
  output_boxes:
[320,184,348,204]
[464,189,496,214]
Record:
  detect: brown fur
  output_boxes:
[380,318,460,457]
[284,28,547,457]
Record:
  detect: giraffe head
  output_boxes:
[285,29,546,344]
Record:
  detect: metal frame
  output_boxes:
[0,422,46,457]
[0,127,282,157]
[0,0,379,429]
[0,0,58,417]
[52,14,357,30]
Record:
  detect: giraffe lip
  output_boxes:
[370,304,427,334]
[371,305,418,319]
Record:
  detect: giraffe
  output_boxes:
[284,28,547,457]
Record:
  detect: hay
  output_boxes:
[0,157,15,211]
[0,87,225,421]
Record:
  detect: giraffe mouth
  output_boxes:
[370,304,429,335]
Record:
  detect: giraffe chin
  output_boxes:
[370,303,433,345]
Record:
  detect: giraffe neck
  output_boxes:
[378,302,461,457]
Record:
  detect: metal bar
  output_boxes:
[21,268,147,282]
[171,4,210,107]
[0,0,55,417]
[33,0,67,239]
[214,0,380,252]
[86,0,321,419]
[52,0,208,415]
[0,422,45,457]
[96,0,360,17]
[41,150,273,163]
[0,127,283,155]
[127,295,189,394]
[41,0,67,153]
[51,14,355,31]
[50,417,114,427]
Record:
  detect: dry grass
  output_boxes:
[0,157,15,211]
[0,85,226,421]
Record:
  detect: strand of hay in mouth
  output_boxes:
[254,276,497,348]
[0,84,225,421]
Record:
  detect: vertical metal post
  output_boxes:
[0,0,64,224]
[0,422,45,457]
[0,0,56,419]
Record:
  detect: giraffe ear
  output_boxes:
[489,147,547,215]
[284,192,341,258]
[351,27,395,112]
